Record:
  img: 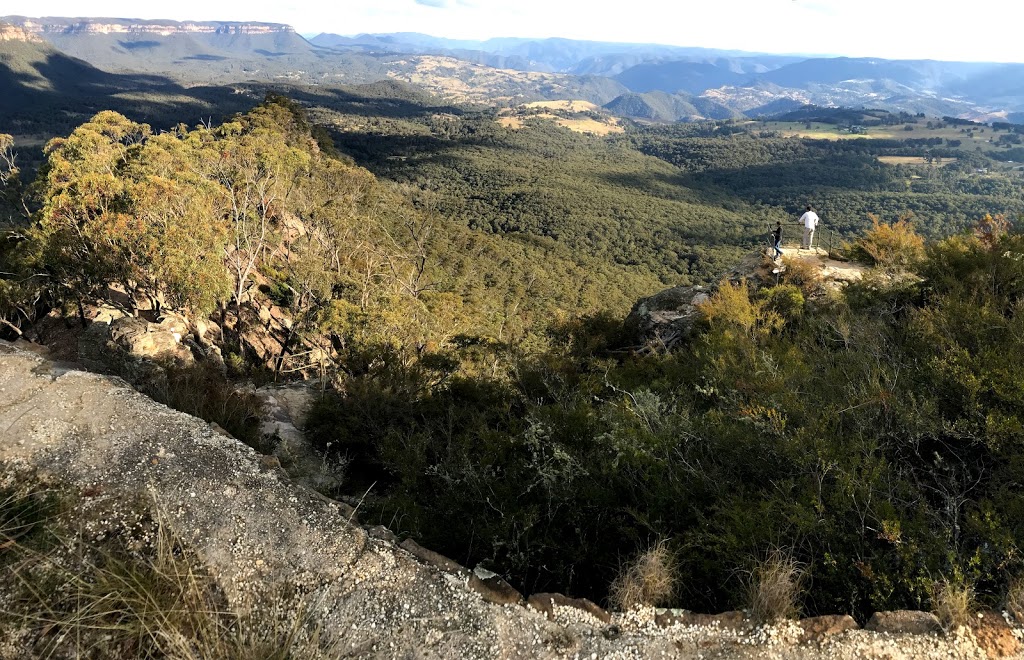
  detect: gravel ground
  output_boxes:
[1,341,1021,659]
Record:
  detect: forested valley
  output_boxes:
[3,90,1024,623]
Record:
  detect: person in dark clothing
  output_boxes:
[771,221,784,259]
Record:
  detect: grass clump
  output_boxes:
[1006,577,1024,625]
[0,482,337,659]
[609,539,677,611]
[744,549,804,624]
[932,578,976,631]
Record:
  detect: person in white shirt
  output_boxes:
[800,205,820,250]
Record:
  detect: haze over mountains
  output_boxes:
[3,16,1024,123]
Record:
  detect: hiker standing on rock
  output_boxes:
[800,205,820,250]
[771,221,784,260]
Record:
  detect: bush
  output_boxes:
[146,361,267,450]
[779,257,821,296]
[609,540,677,610]
[744,549,804,623]
[849,214,925,271]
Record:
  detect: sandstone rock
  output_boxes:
[269,305,293,330]
[157,312,189,340]
[109,317,189,362]
[469,566,523,606]
[92,304,128,325]
[241,330,283,363]
[255,384,341,494]
[798,614,859,642]
[865,610,942,635]
[969,612,1021,658]
[400,538,469,577]
[527,592,611,624]
[625,285,713,350]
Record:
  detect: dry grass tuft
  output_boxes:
[609,539,677,611]
[932,578,976,631]
[1,491,339,659]
[1006,577,1024,624]
[744,549,804,623]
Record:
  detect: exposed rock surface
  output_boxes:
[255,382,343,494]
[625,285,712,349]
[1,341,1021,659]
[865,610,943,635]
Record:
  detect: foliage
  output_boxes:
[307,221,1024,619]
[849,214,925,270]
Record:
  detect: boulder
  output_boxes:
[865,610,942,635]
[469,567,523,606]
[108,317,190,362]
[798,614,859,642]
[527,592,611,624]
[625,285,712,350]
[400,538,469,577]
[78,316,193,379]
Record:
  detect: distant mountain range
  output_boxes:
[4,17,1024,124]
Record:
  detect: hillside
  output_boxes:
[7,341,1023,658]
[7,16,1024,123]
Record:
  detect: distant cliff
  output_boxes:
[0,22,42,42]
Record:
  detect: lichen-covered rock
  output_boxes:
[400,538,469,577]
[655,608,748,630]
[865,610,942,634]
[624,285,713,350]
[799,614,859,642]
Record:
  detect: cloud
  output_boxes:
[414,0,450,7]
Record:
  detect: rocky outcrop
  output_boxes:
[0,23,42,42]
[865,610,943,635]
[78,314,195,382]
[625,285,712,350]
[257,382,340,494]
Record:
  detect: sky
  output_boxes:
[8,0,1024,63]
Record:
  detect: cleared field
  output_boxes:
[878,156,958,166]
[523,100,601,112]
[497,106,623,135]
[751,121,1015,155]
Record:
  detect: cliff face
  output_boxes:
[0,22,43,42]
[1,16,294,36]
